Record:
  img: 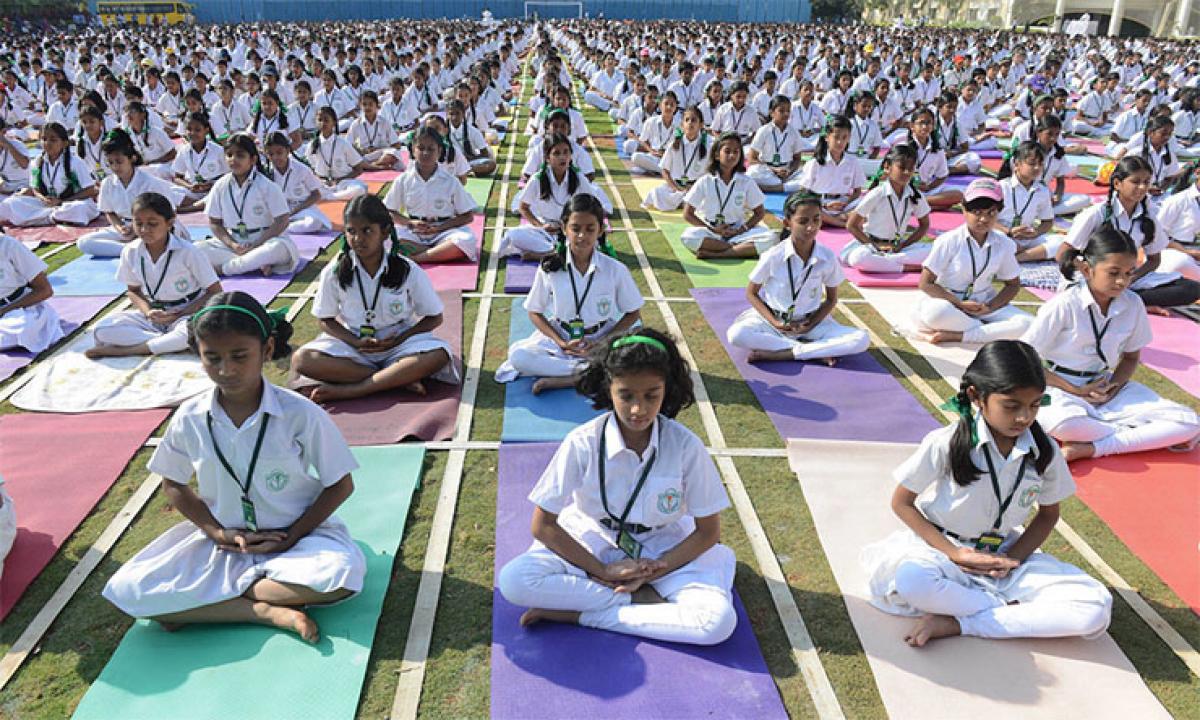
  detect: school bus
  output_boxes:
[96,1,194,26]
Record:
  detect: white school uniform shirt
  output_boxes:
[526,250,643,332]
[521,135,595,177]
[897,417,1073,539]
[819,87,851,117]
[171,140,229,183]
[97,169,178,221]
[749,240,843,318]
[304,134,362,182]
[447,120,489,159]
[749,122,800,166]
[207,170,290,232]
[155,91,185,123]
[712,102,762,139]
[266,158,323,210]
[923,225,1019,303]
[1065,200,1168,258]
[1111,108,1149,139]
[1035,146,1072,184]
[46,98,79,129]
[312,254,443,338]
[116,232,219,303]
[31,151,96,197]
[798,152,866,197]
[956,98,987,135]
[667,78,703,109]
[998,177,1054,229]
[517,168,612,223]
[1125,141,1182,187]
[1022,281,1152,375]
[0,135,31,186]
[289,101,319,136]
[854,182,931,241]
[148,382,359,532]
[1077,91,1106,122]
[937,115,967,150]
[638,113,681,151]
[383,165,478,219]
[529,413,730,538]
[910,139,949,185]
[789,101,823,134]
[313,86,354,118]
[683,172,765,227]
[348,115,400,155]
[125,124,175,164]
[0,233,47,299]
[209,98,252,137]
[399,83,438,119]
[249,108,294,138]
[589,68,623,98]
[659,134,711,183]
[1157,183,1200,243]
[847,114,883,156]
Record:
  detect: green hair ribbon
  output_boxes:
[611,334,667,353]
[192,303,273,339]
[940,394,978,445]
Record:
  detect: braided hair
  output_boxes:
[536,131,579,200]
[334,194,411,290]
[1103,156,1157,247]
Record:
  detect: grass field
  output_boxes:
[0,57,1197,720]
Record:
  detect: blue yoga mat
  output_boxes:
[763,192,787,218]
[500,297,600,442]
[48,256,124,297]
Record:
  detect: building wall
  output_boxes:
[176,0,810,23]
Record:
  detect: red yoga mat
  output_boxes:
[0,409,170,619]
[1071,447,1200,617]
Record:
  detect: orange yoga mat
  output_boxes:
[1071,447,1200,616]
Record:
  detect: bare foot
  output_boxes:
[822,356,838,367]
[531,376,574,394]
[85,343,143,359]
[904,614,961,647]
[914,328,960,345]
[1061,441,1096,462]
[519,607,582,628]
[519,249,551,262]
[695,248,712,259]
[403,381,427,395]
[157,620,183,632]
[747,349,794,363]
[309,382,360,403]
[257,602,320,643]
[1145,305,1171,317]
[631,585,665,604]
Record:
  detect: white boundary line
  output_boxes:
[389,69,527,720]
[576,81,846,719]
[838,299,1200,678]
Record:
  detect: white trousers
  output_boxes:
[498,541,737,646]
[1053,192,1092,216]
[195,234,300,276]
[680,225,777,256]
[839,239,931,273]
[92,311,191,354]
[968,137,998,152]
[498,224,555,257]
[583,90,612,112]
[1053,416,1200,458]
[0,195,98,226]
[287,206,332,234]
[78,227,135,257]
[395,224,479,262]
[500,330,583,380]
[621,137,640,158]
[0,488,14,580]
[1158,248,1200,281]
[0,301,65,353]
[892,553,1112,640]
[947,151,982,174]
[630,151,663,175]
[726,310,869,360]
[320,179,368,202]
[1042,381,1200,457]
[1015,233,1067,258]
[360,148,405,169]
[642,183,688,212]
[915,298,1033,343]
[745,163,805,193]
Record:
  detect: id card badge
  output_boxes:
[975,532,1004,553]
[567,318,585,340]
[679,176,689,187]
[713,214,725,226]
[359,324,377,338]
[149,301,166,311]
[772,153,781,165]
[241,496,259,532]
[781,305,794,324]
[235,222,249,241]
[194,174,204,184]
[617,528,643,559]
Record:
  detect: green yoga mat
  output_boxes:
[466,176,494,208]
[72,445,424,720]
[657,221,764,288]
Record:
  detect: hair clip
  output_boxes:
[611,334,667,353]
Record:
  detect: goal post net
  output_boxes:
[523,1,583,19]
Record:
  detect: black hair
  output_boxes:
[906,106,941,152]
[536,131,579,200]
[131,190,176,221]
[189,291,293,360]
[101,127,144,166]
[778,191,822,244]
[310,105,341,155]
[1059,225,1138,280]
[998,140,1045,180]
[75,106,107,159]
[575,327,694,419]
[184,110,217,143]
[334,194,411,290]
[948,340,1054,487]
[539,194,613,273]
[1031,113,1066,160]
[35,122,80,198]
[412,124,455,165]
[705,132,745,176]
[1103,156,1157,246]
[1172,160,1200,194]
[1142,114,1175,168]
[253,89,289,134]
[814,115,852,165]
[224,132,268,176]
[672,106,708,155]
[868,143,922,201]
[935,90,961,148]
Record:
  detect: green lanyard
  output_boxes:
[597,423,658,535]
[139,249,175,307]
[981,446,1028,532]
[207,411,271,532]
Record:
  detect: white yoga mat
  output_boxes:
[856,286,982,388]
[11,337,212,413]
[786,437,1171,720]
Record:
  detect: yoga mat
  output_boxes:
[0,294,114,382]
[176,211,208,227]
[6,221,104,245]
[786,437,1172,720]
[816,228,922,288]
[0,409,169,619]
[658,221,765,289]
[291,290,463,445]
[763,192,787,218]
[418,213,484,292]
[500,297,600,442]
[71,444,424,720]
[692,287,937,442]
[1073,448,1200,616]
[503,257,538,294]
[359,169,401,183]
[214,232,336,307]
[1062,176,1108,196]
[466,176,495,208]
[48,256,124,297]
[856,286,982,388]
[925,210,964,234]
[491,443,788,720]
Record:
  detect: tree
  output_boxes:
[813,0,864,22]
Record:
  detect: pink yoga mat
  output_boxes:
[7,221,103,245]
[417,214,484,292]
[0,409,170,619]
[360,170,402,183]
[925,210,965,234]
[293,290,463,445]
[817,228,922,288]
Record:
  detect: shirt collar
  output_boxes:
[603,412,661,462]
[973,412,1034,458]
[207,379,285,427]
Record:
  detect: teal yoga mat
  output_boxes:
[71,444,424,720]
[48,256,124,297]
[500,297,601,442]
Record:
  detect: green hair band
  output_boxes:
[611,335,667,353]
[192,303,284,339]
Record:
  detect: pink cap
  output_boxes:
[964,178,1003,204]
[640,48,650,57]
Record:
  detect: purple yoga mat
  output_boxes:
[0,295,113,382]
[691,287,938,442]
[218,232,337,305]
[504,257,538,294]
[491,443,788,720]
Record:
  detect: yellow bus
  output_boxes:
[96,1,194,25]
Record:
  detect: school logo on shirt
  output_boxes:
[174,277,190,293]
[265,470,289,492]
[252,204,265,215]
[433,198,447,211]
[657,488,682,514]
[596,297,612,317]
[389,299,406,316]
[1019,485,1041,508]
